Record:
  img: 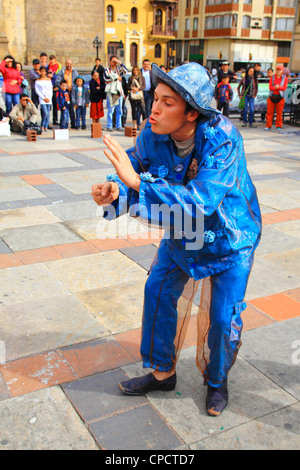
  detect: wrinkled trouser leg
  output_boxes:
[141,240,254,384]
[206,254,254,388]
[141,241,190,372]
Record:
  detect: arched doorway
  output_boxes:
[130,42,138,66]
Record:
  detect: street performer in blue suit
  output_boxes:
[91,62,262,416]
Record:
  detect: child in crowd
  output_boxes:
[72,76,90,129]
[56,79,70,129]
[89,70,105,125]
[35,65,53,132]
[48,54,61,125]
[214,75,233,117]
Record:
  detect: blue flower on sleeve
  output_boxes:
[140,172,156,183]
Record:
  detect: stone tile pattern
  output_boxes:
[0,129,300,450]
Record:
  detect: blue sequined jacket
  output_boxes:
[104,115,262,280]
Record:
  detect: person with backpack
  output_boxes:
[265,65,288,132]
[72,76,90,129]
[213,74,233,117]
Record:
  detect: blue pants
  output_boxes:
[243,95,255,124]
[76,106,86,127]
[60,108,69,129]
[40,104,51,129]
[141,240,253,387]
[5,92,20,114]
[106,95,123,129]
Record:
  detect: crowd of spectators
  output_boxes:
[0,54,298,135]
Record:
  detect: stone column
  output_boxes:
[0,0,9,58]
[125,27,131,69]
[138,28,144,68]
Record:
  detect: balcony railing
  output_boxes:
[151,25,174,36]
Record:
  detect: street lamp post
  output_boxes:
[93,36,102,58]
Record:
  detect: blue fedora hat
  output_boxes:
[151,62,220,117]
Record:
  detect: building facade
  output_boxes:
[171,0,298,71]
[104,0,178,68]
[290,0,300,70]
[0,0,106,67]
[1,0,298,71]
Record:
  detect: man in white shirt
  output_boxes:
[141,59,154,118]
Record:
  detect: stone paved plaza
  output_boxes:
[0,110,299,450]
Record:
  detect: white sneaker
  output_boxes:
[264,127,270,131]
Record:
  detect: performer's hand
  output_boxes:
[103,134,140,192]
[91,182,119,206]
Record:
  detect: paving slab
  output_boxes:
[93,213,149,240]
[0,294,110,361]
[0,240,11,254]
[45,251,146,293]
[272,218,300,237]
[76,278,147,333]
[0,387,98,450]
[121,346,297,446]
[0,206,60,231]
[255,224,299,257]
[191,402,300,450]
[0,223,83,251]
[240,317,300,400]
[89,403,183,450]
[62,369,147,422]
[46,200,99,221]
[0,263,70,306]
[0,175,32,188]
[0,153,83,173]
[45,168,112,194]
[245,255,299,300]
[0,186,47,203]
[264,248,300,277]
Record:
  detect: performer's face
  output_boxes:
[149,83,199,140]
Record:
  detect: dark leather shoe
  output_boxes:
[206,382,228,416]
[119,372,176,396]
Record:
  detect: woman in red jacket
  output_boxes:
[265,65,288,131]
[0,56,22,113]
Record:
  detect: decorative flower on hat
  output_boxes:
[140,172,156,183]
[158,165,169,178]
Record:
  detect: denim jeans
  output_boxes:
[243,95,255,124]
[60,107,69,129]
[40,104,51,129]
[106,95,123,129]
[143,90,153,118]
[5,92,20,114]
[76,106,86,127]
